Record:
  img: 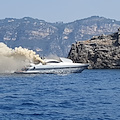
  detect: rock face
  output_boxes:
[68,29,120,69]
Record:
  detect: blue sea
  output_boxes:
[0,69,120,120]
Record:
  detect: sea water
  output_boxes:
[0,69,120,120]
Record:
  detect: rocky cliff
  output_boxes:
[68,29,120,69]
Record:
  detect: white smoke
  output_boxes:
[45,54,60,61]
[0,42,42,73]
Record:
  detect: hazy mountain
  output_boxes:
[0,16,120,57]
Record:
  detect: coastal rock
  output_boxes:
[68,29,120,69]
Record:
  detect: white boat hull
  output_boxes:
[15,57,89,74]
[15,67,86,74]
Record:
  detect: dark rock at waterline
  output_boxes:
[68,28,120,69]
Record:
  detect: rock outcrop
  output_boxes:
[68,29,120,69]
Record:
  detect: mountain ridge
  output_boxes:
[0,16,120,56]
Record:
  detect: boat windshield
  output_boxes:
[46,61,60,63]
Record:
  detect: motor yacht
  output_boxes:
[15,57,89,74]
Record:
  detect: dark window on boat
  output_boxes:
[46,61,60,63]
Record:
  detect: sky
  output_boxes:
[0,0,120,23]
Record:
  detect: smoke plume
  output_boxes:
[0,42,42,73]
